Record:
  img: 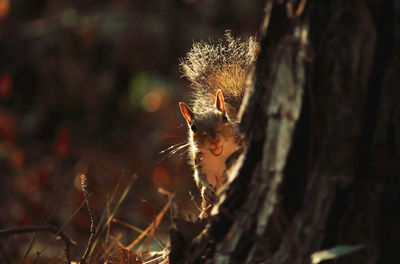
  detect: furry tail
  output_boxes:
[181,31,258,95]
[180,31,258,117]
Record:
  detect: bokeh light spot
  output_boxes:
[129,72,150,107]
[0,0,10,19]
[142,87,165,112]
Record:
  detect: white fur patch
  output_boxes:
[199,136,239,190]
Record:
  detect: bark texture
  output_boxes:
[170,0,400,263]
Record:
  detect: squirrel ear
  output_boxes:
[215,90,226,113]
[179,102,194,123]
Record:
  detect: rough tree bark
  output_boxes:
[170,0,400,263]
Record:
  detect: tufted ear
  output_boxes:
[215,90,226,113]
[179,102,194,123]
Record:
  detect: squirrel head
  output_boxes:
[179,90,237,157]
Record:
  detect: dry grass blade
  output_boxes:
[109,234,126,249]
[311,245,364,264]
[157,257,169,264]
[105,197,111,244]
[113,218,165,251]
[94,181,120,236]
[142,254,168,264]
[146,201,171,251]
[94,178,122,238]
[88,174,137,260]
[112,218,145,234]
[125,221,155,251]
[105,233,122,253]
[125,200,171,251]
[91,184,122,262]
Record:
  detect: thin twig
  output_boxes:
[91,174,137,261]
[112,218,165,250]
[142,254,168,264]
[112,218,145,234]
[125,200,171,251]
[158,257,170,264]
[80,174,96,264]
[146,188,174,252]
[105,195,111,244]
[105,233,123,253]
[109,234,125,249]
[0,225,76,262]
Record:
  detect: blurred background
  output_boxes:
[0,0,264,261]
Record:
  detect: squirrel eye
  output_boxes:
[222,114,228,123]
[190,124,197,132]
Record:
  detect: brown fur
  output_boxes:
[179,32,258,217]
[180,31,258,121]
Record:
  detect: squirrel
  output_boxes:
[178,32,258,217]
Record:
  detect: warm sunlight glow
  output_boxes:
[0,0,9,19]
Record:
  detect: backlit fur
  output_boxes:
[179,32,257,216]
[180,31,258,120]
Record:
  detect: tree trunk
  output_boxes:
[170,0,400,263]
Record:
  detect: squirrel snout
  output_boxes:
[209,136,221,146]
[208,136,223,156]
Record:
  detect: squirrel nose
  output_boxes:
[209,136,220,146]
